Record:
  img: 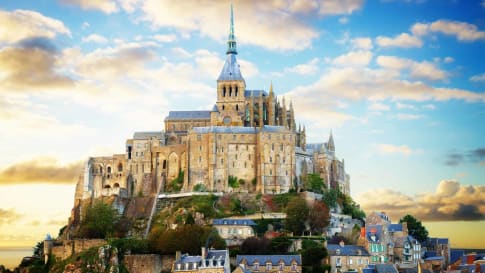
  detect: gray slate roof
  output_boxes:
[244,90,267,97]
[133,131,163,140]
[236,255,302,265]
[327,244,371,256]
[191,125,290,134]
[166,110,211,120]
[375,264,398,273]
[388,224,403,232]
[213,219,257,226]
[192,126,258,134]
[218,54,244,81]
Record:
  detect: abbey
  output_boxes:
[74,6,349,202]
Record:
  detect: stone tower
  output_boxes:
[214,4,246,126]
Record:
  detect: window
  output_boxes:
[199,145,202,151]
[253,263,259,271]
[291,263,297,271]
[349,259,353,265]
[266,263,272,271]
[336,258,341,266]
[197,134,201,141]
[271,143,274,151]
[235,86,238,96]
[279,263,284,270]
[236,104,239,111]
[233,135,236,140]
[222,105,225,110]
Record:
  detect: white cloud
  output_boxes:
[377,55,448,81]
[319,0,364,15]
[61,0,118,14]
[470,73,485,82]
[396,113,424,120]
[139,1,319,51]
[0,9,71,44]
[377,143,416,155]
[369,102,390,112]
[376,33,422,48]
[396,102,415,109]
[444,57,454,63]
[288,0,318,13]
[351,37,373,50]
[285,58,319,75]
[411,20,485,41]
[152,34,177,43]
[339,17,349,24]
[333,50,373,67]
[423,104,436,110]
[82,34,108,44]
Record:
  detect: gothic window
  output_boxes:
[235,86,238,96]
[163,160,167,169]
[223,87,226,97]
[107,166,111,173]
[222,105,225,110]
[229,87,232,97]
[236,104,239,111]
[117,163,123,172]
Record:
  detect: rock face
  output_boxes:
[124,254,162,273]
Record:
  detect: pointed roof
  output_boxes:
[328,130,335,151]
[218,4,244,81]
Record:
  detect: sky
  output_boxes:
[0,0,484,260]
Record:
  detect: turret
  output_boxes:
[328,130,335,154]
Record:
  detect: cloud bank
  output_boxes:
[356,180,485,222]
[0,158,82,184]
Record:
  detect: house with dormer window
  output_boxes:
[234,255,302,273]
[327,241,371,273]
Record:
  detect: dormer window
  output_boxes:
[253,262,259,271]
[266,263,272,271]
[291,263,297,271]
[279,262,284,270]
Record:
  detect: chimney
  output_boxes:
[201,247,207,259]
[176,250,181,261]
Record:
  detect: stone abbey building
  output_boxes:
[74,6,350,202]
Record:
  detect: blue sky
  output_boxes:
[0,0,484,251]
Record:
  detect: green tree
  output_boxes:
[399,214,429,243]
[79,201,119,238]
[185,213,195,225]
[270,236,292,254]
[321,188,339,208]
[305,174,325,193]
[285,196,309,235]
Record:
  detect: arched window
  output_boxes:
[223,87,226,97]
[117,163,123,172]
[107,166,112,174]
[222,105,225,110]
[229,86,232,97]
[163,160,167,169]
[236,104,239,111]
[235,86,238,96]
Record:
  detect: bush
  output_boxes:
[228,175,239,188]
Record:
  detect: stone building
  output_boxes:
[235,255,302,273]
[327,242,371,273]
[73,5,350,203]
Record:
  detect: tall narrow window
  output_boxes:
[223,87,226,97]
[229,87,232,97]
[236,104,239,111]
[235,86,238,96]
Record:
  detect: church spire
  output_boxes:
[227,3,237,55]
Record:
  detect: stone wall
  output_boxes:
[46,239,106,261]
[124,254,163,273]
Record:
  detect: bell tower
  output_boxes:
[215,4,246,126]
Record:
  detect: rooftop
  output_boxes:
[166,110,212,120]
[236,255,302,265]
[133,131,164,140]
[327,244,371,256]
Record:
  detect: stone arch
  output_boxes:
[104,185,111,189]
[168,152,179,180]
[114,183,120,188]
